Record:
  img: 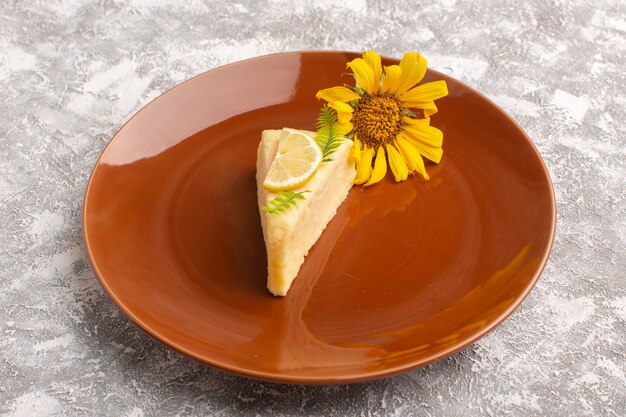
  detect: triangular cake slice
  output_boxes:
[256,129,356,296]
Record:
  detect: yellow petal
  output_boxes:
[354,146,375,184]
[422,102,438,117]
[328,100,354,113]
[386,144,409,182]
[397,52,428,95]
[400,80,448,105]
[402,124,443,148]
[365,147,387,186]
[334,121,353,137]
[350,136,362,164]
[404,134,443,164]
[404,101,439,117]
[337,111,353,123]
[347,58,377,95]
[363,51,382,92]
[316,86,362,103]
[402,116,430,126]
[381,65,402,94]
[396,137,429,179]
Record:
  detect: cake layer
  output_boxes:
[256,129,356,296]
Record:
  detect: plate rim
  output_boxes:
[82,50,557,384]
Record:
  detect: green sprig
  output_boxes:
[315,105,349,162]
[262,191,310,214]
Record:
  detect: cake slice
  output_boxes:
[256,129,356,296]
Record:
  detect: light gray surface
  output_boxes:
[1,0,624,416]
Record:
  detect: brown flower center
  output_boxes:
[353,94,403,148]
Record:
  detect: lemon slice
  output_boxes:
[263,128,323,192]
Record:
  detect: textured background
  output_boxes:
[1,0,624,416]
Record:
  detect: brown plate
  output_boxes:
[83,51,555,384]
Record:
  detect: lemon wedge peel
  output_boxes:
[263,129,323,192]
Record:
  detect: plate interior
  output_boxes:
[84,51,555,383]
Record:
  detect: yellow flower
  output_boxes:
[316,51,448,185]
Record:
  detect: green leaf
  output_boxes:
[262,190,310,214]
[315,105,346,161]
